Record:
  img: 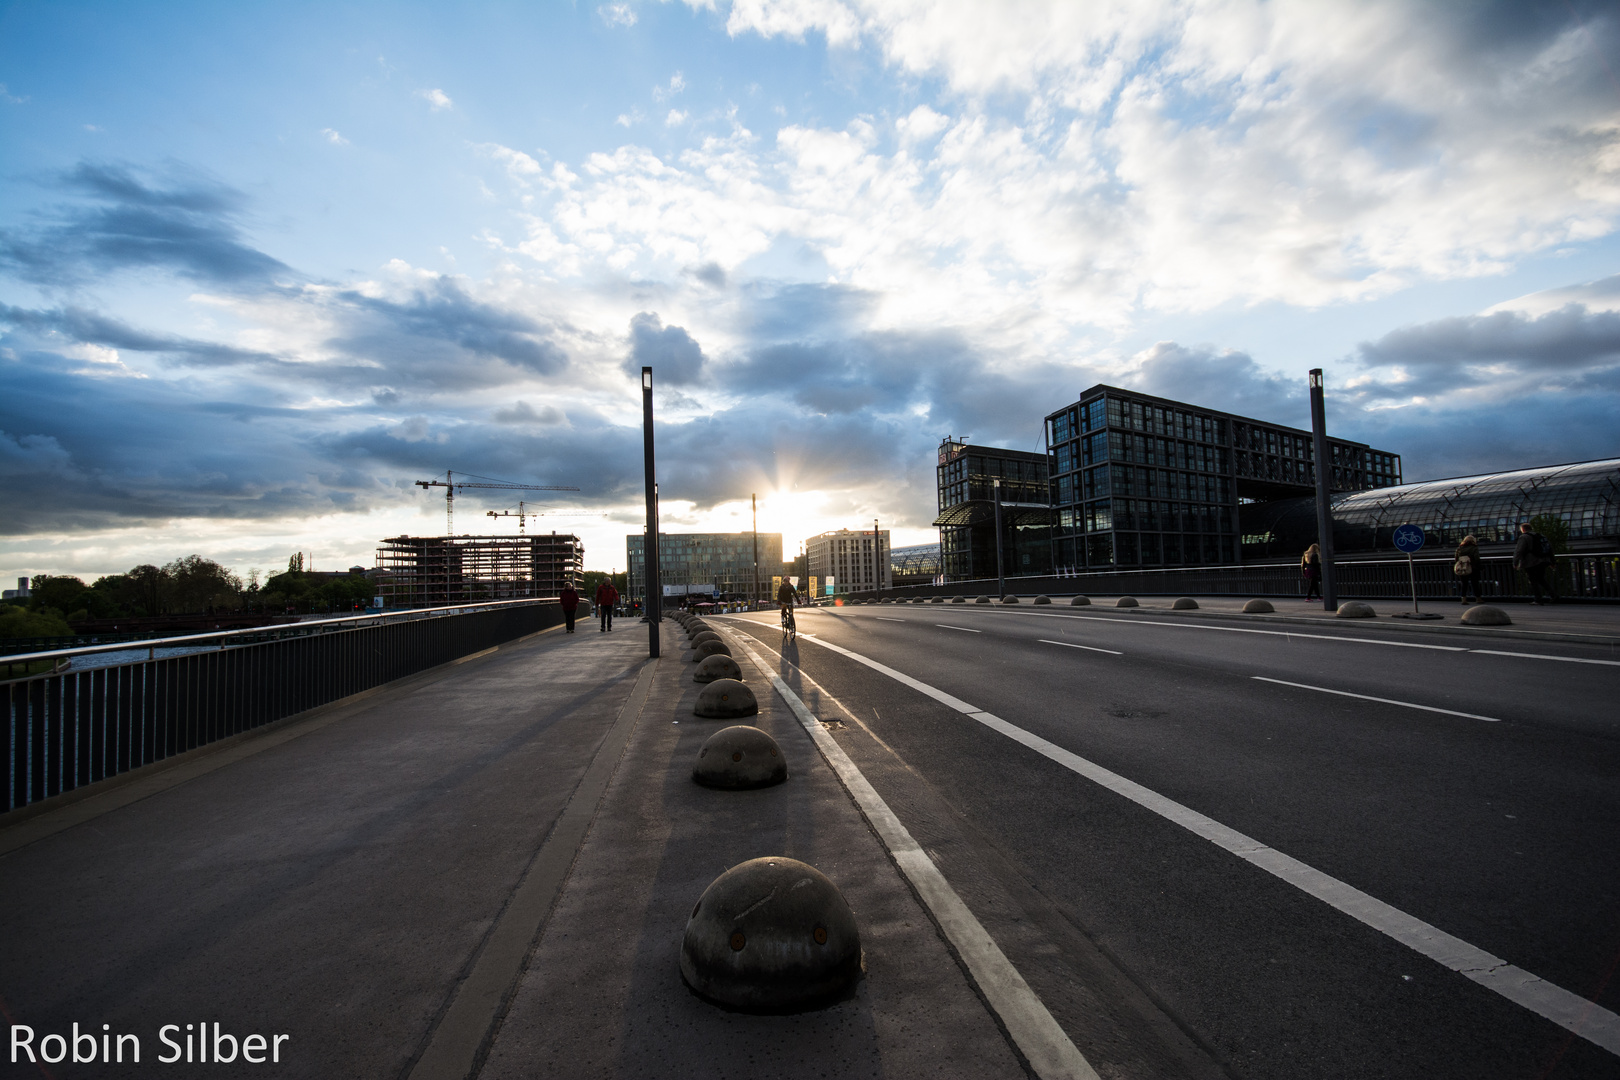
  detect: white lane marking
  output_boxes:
[1039,640,1123,656]
[935,624,982,633]
[1251,677,1502,723]
[1469,649,1620,667]
[795,631,1620,1058]
[723,629,1099,1080]
[979,610,1469,651]
[875,617,906,623]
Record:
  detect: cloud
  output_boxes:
[0,163,291,286]
[1127,343,1307,429]
[492,400,567,425]
[654,71,686,101]
[416,88,453,111]
[322,128,350,146]
[665,109,689,126]
[1485,273,1620,317]
[0,83,26,105]
[624,311,707,385]
[600,2,637,28]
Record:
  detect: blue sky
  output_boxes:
[3,0,1618,581]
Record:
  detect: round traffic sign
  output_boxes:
[1392,523,1426,554]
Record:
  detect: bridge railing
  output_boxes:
[878,553,1620,603]
[4,599,561,814]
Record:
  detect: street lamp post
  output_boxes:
[642,367,660,657]
[1308,368,1338,612]
[752,493,760,612]
[993,478,1006,600]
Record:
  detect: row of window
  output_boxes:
[1051,534,1237,569]
[1057,499,1234,536]
[1058,466,1234,505]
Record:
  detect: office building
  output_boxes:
[625,531,783,606]
[934,440,1053,581]
[374,533,582,607]
[806,529,892,596]
[1044,385,1402,570]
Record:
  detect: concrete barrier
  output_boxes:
[1116,597,1139,608]
[692,726,788,789]
[1172,597,1199,610]
[1336,601,1376,618]
[1462,605,1513,626]
[975,595,990,604]
[1070,595,1091,606]
[1033,595,1051,605]
[693,678,758,717]
[1242,598,1275,613]
[692,639,734,662]
[693,653,744,683]
[1001,595,1019,604]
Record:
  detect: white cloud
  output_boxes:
[600,2,638,27]
[654,71,687,101]
[479,142,545,182]
[416,88,453,111]
[1485,273,1620,317]
[322,128,350,146]
[665,109,689,126]
[0,83,26,105]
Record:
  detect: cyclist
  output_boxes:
[776,578,797,635]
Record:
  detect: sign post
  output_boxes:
[1391,523,1441,620]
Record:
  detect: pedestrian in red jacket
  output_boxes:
[559,582,580,633]
[596,580,619,632]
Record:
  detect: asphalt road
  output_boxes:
[715,603,1620,1080]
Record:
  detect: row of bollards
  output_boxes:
[669,610,862,1014]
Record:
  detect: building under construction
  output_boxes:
[374,534,582,607]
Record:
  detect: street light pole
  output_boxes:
[642,367,660,657]
[1308,368,1338,612]
[993,477,1006,600]
[752,493,760,612]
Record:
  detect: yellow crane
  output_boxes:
[414,471,579,535]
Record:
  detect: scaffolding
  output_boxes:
[375,534,582,607]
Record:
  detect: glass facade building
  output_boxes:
[625,531,783,605]
[934,440,1053,581]
[1045,385,1402,570]
[1241,458,1620,558]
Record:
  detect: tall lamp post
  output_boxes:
[993,477,1006,600]
[1308,368,1338,612]
[642,367,660,657]
[752,493,760,612]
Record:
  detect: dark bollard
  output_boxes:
[692,725,787,789]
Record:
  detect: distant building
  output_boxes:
[626,531,783,606]
[806,529,892,596]
[374,534,581,607]
[1241,457,1620,559]
[934,440,1053,581]
[1044,385,1402,570]
[2,576,29,600]
[889,543,941,586]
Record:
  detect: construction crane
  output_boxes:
[485,501,606,535]
[415,471,579,535]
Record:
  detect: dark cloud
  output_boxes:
[1356,305,1620,395]
[0,303,282,368]
[331,278,569,378]
[0,163,290,286]
[1127,342,1308,428]
[492,400,566,425]
[623,311,706,385]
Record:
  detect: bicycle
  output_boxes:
[779,603,796,639]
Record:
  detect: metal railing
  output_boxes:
[878,553,1620,603]
[4,599,561,813]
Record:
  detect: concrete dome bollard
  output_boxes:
[1001,595,1020,604]
[1242,599,1275,613]
[693,653,744,683]
[1033,595,1051,605]
[693,639,734,663]
[691,630,723,648]
[1462,605,1513,626]
[694,678,758,718]
[1336,601,1376,618]
[931,596,945,603]
[692,725,787,789]
[951,595,965,603]
[974,595,991,604]
[1172,597,1199,610]
[680,857,861,1013]
[1070,595,1091,606]
[1116,596,1139,608]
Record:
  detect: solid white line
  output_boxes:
[1039,640,1123,656]
[983,610,1469,651]
[935,624,981,633]
[724,630,1099,1080]
[795,632,1619,1058]
[875,617,906,623]
[1469,649,1620,667]
[1251,677,1502,722]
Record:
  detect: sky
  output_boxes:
[2,0,1618,584]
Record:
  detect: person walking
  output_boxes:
[596,578,619,632]
[1453,534,1481,604]
[1513,522,1556,605]
[559,579,581,632]
[1301,543,1322,602]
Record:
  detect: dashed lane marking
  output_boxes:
[875,617,906,622]
[1038,640,1122,656]
[935,624,982,633]
[1251,677,1502,722]
[792,631,1620,1059]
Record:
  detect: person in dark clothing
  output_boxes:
[1301,543,1322,601]
[1513,523,1555,605]
[1453,534,1481,604]
[596,580,619,632]
[559,581,581,632]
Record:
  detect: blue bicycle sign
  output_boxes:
[1392,523,1426,554]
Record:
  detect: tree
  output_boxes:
[28,575,89,616]
[0,606,73,639]
[165,555,242,613]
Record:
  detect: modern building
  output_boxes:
[374,533,582,607]
[1044,385,1402,570]
[934,440,1053,581]
[806,529,892,597]
[625,531,784,607]
[890,543,941,586]
[1240,458,1620,559]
